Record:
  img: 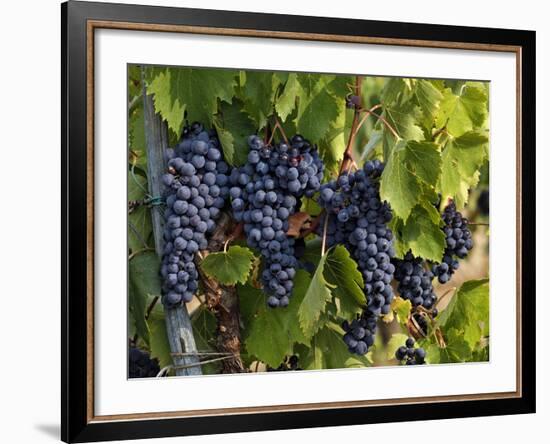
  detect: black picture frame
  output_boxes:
[62,1,536,442]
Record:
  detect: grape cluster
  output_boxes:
[317,160,395,355]
[318,160,395,318]
[267,355,302,371]
[395,337,426,365]
[129,347,160,378]
[342,312,377,355]
[432,201,473,283]
[160,122,230,307]
[229,134,323,308]
[393,251,437,309]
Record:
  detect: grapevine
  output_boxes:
[127,65,490,375]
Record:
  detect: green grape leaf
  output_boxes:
[128,65,142,98]
[324,245,366,318]
[381,78,412,105]
[438,279,489,349]
[295,73,340,141]
[147,68,237,134]
[362,130,384,160]
[128,251,162,345]
[386,333,410,360]
[147,70,185,135]
[426,328,472,363]
[380,140,441,220]
[300,323,371,370]
[302,237,323,268]
[127,173,152,252]
[436,84,488,136]
[439,131,488,208]
[244,270,311,367]
[472,345,490,362]
[388,216,407,259]
[384,100,424,142]
[298,253,335,339]
[275,73,300,122]
[401,205,445,262]
[190,307,222,374]
[318,105,352,172]
[414,79,443,128]
[169,67,236,127]
[300,197,322,217]
[200,246,255,286]
[213,99,256,166]
[148,316,172,370]
[241,71,279,129]
[129,106,147,169]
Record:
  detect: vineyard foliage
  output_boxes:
[128,65,490,374]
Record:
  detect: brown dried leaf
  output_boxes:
[287,212,311,237]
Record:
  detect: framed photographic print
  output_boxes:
[61,1,536,442]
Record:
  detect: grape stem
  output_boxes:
[434,328,447,348]
[267,116,289,145]
[357,104,400,140]
[435,286,457,310]
[321,212,329,255]
[432,124,448,139]
[339,76,363,174]
[145,295,159,321]
[128,246,155,261]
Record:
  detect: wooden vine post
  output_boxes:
[142,74,202,376]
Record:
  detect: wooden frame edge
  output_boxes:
[80,14,528,429]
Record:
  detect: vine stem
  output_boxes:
[339,76,363,174]
[358,104,400,140]
[435,286,457,310]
